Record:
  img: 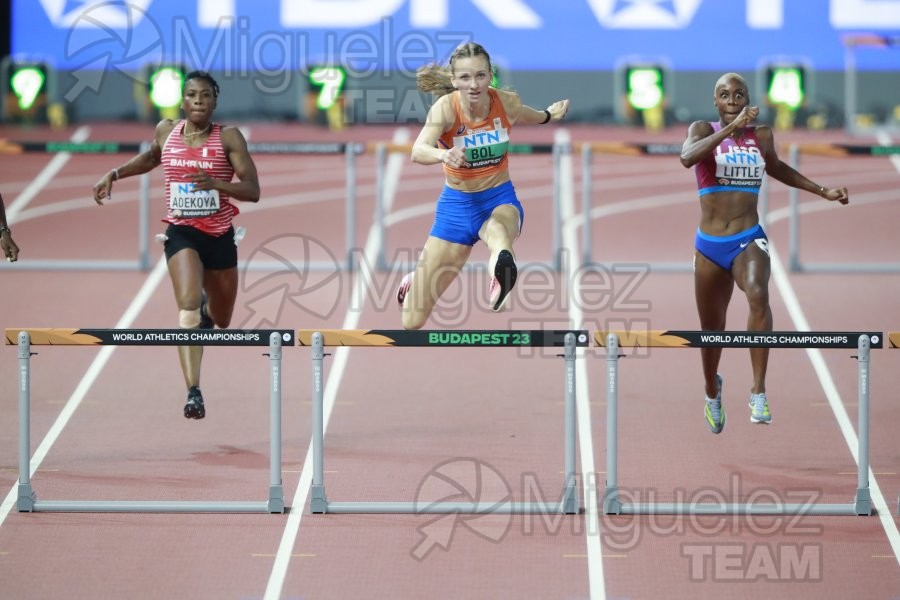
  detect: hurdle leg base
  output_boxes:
[602,484,622,515]
[268,485,285,514]
[854,488,872,516]
[17,484,36,512]
[310,484,328,514]
[562,484,580,514]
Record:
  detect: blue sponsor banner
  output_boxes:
[11,0,900,72]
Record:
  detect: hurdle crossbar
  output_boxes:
[299,329,589,515]
[596,329,882,516]
[7,328,293,514]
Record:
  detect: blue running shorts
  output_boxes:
[429,180,524,246]
[694,223,768,271]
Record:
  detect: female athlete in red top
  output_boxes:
[92,71,260,419]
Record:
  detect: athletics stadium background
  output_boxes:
[2,0,900,130]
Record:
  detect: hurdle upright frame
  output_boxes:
[0,140,361,272]
[9,328,291,514]
[577,142,771,272]
[786,141,900,273]
[299,329,587,515]
[600,330,881,516]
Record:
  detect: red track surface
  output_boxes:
[0,122,898,599]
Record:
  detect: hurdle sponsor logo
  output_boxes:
[697,332,855,347]
[102,329,280,345]
[699,333,778,345]
[427,331,531,346]
[681,542,823,582]
[111,332,153,343]
[643,143,683,155]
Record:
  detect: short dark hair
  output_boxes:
[184,70,219,97]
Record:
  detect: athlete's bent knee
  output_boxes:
[179,308,201,329]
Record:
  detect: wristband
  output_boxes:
[0,225,10,236]
[540,110,551,125]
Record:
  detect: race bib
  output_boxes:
[713,145,765,188]
[453,127,509,168]
[168,182,221,218]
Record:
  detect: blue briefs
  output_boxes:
[694,223,768,271]
[429,180,524,246]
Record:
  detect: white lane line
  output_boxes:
[567,139,900,578]
[772,128,900,566]
[6,126,91,221]
[769,244,900,567]
[263,128,411,600]
[0,256,169,528]
[557,128,606,600]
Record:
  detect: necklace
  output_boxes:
[183,123,211,138]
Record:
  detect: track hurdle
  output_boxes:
[786,142,900,273]
[842,34,900,135]
[6,327,293,514]
[597,329,882,516]
[244,141,362,272]
[297,329,588,514]
[0,140,154,271]
[0,139,361,272]
[577,142,771,271]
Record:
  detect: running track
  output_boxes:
[0,122,898,599]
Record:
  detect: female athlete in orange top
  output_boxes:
[398,42,569,329]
